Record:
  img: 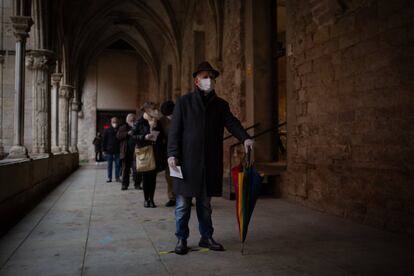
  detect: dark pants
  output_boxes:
[132,156,142,188]
[121,155,133,188]
[142,170,157,202]
[95,151,102,162]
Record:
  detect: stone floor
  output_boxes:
[0,165,413,276]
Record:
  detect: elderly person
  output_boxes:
[103,117,121,183]
[117,113,138,190]
[132,102,165,207]
[92,132,103,163]
[168,61,254,255]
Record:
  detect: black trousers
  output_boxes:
[122,155,143,188]
[121,156,133,188]
[95,151,102,162]
[142,170,157,201]
[132,156,142,188]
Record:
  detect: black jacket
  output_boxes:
[92,136,102,152]
[132,116,166,172]
[168,89,250,197]
[103,127,120,154]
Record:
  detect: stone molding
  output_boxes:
[59,85,74,99]
[10,16,33,42]
[51,73,63,85]
[71,100,81,112]
[26,50,55,71]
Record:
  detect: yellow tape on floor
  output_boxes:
[159,248,210,255]
[139,217,175,223]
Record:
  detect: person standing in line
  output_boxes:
[159,100,176,207]
[117,113,138,190]
[168,61,254,255]
[103,117,121,183]
[92,132,103,164]
[132,102,165,208]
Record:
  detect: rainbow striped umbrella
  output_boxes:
[231,149,262,254]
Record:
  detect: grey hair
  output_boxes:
[126,113,136,122]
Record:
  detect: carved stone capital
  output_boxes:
[10,16,33,42]
[51,73,63,85]
[59,85,74,99]
[26,50,56,71]
[71,100,81,112]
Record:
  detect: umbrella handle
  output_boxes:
[239,147,253,168]
[246,147,252,167]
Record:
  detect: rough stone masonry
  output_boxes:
[281,0,414,234]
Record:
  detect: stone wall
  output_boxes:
[281,0,414,234]
[0,153,79,235]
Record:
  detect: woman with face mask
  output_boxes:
[131,102,165,208]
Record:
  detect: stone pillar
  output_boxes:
[244,0,276,162]
[26,50,55,156]
[0,53,4,159]
[7,16,33,159]
[51,73,62,153]
[58,84,73,153]
[69,100,80,153]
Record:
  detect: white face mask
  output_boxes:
[198,77,215,92]
[112,123,118,128]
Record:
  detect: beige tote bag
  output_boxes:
[135,145,156,172]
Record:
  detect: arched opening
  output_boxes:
[77,39,152,161]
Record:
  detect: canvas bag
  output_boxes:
[135,145,156,172]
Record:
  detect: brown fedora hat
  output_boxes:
[192,61,220,78]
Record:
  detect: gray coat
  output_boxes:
[168,89,250,197]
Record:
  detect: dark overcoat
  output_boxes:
[167,89,250,197]
[116,123,133,160]
[103,127,120,154]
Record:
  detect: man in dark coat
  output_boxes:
[103,117,121,183]
[168,61,254,255]
[117,113,138,190]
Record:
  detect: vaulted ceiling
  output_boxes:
[53,0,200,95]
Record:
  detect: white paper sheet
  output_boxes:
[169,165,183,179]
[148,130,160,141]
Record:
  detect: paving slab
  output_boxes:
[0,165,413,276]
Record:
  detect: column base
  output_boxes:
[0,145,4,160]
[30,152,52,159]
[52,146,61,154]
[60,146,69,154]
[7,145,29,159]
[69,146,78,153]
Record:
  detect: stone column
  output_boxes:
[51,73,62,153]
[244,0,276,162]
[7,16,33,159]
[0,53,4,159]
[69,100,80,153]
[26,50,55,156]
[58,84,73,153]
